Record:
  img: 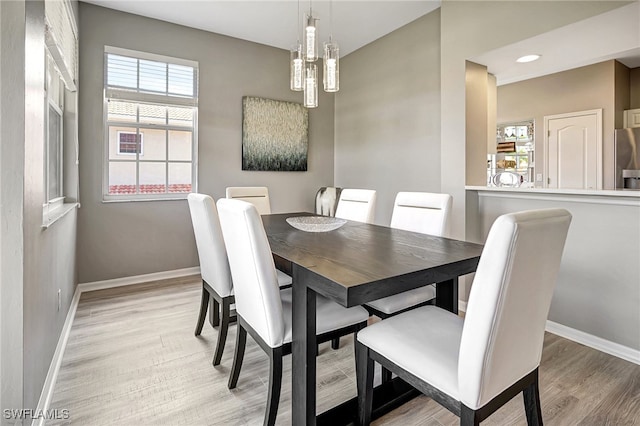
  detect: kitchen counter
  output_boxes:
[465,185,640,364]
[466,186,640,206]
[466,185,640,197]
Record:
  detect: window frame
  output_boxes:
[44,50,65,215]
[102,46,199,202]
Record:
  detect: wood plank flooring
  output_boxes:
[49,276,640,425]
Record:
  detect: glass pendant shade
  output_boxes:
[323,41,339,92]
[303,14,318,62]
[290,44,303,91]
[304,63,318,108]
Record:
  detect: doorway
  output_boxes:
[544,109,602,189]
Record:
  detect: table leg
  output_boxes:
[292,264,318,425]
[435,277,458,314]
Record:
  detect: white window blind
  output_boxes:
[105,47,198,107]
[45,0,77,91]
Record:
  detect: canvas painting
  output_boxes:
[242,96,308,171]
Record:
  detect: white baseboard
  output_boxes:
[33,267,201,426]
[32,286,81,426]
[78,266,200,293]
[458,300,467,312]
[545,320,640,366]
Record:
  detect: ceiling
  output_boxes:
[81,1,639,84]
[471,1,640,86]
[81,0,441,57]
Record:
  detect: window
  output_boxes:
[43,0,78,225]
[117,131,143,155]
[46,53,65,208]
[489,121,535,187]
[104,47,198,200]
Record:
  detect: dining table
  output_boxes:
[261,212,484,425]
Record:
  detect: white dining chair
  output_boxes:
[356,209,572,426]
[187,193,291,367]
[335,188,377,223]
[366,192,453,319]
[225,186,271,214]
[217,199,369,426]
[315,186,342,217]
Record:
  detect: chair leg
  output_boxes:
[194,285,210,336]
[460,405,480,426]
[212,298,231,366]
[228,324,247,389]
[264,348,283,426]
[356,341,374,426]
[381,366,393,383]
[523,371,543,426]
[331,337,340,350]
[209,298,220,328]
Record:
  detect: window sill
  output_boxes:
[42,202,79,229]
[102,190,191,203]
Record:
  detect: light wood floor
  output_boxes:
[50,276,640,425]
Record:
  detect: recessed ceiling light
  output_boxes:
[516,54,541,63]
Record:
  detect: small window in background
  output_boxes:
[103,47,198,201]
[117,131,143,155]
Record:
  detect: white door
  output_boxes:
[545,109,602,189]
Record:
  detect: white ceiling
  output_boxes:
[471,2,640,86]
[81,0,441,57]
[81,0,639,84]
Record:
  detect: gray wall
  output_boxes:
[77,4,335,283]
[334,10,441,226]
[470,191,640,351]
[1,1,25,418]
[465,61,490,186]
[23,0,79,412]
[440,0,628,299]
[449,1,635,352]
[631,67,640,109]
[0,0,79,414]
[497,60,618,190]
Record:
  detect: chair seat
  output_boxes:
[365,285,435,315]
[357,306,463,400]
[276,269,293,287]
[280,288,369,345]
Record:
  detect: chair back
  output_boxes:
[225,186,271,215]
[315,187,342,217]
[187,193,233,297]
[390,192,452,237]
[335,189,377,223]
[458,209,571,410]
[217,199,285,348]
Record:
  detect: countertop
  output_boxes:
[466,185,640,198]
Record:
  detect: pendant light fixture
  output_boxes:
[323,0,339,92]
[290,0,303,91]
[303,2,318,62]
[290,44,303,91]
[291,0,339,108]
[304,63,318,108]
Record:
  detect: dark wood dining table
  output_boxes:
[261,213,484,425]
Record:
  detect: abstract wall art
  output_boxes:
[242,96,308,171]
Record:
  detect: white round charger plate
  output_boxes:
[286,216,347,232]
